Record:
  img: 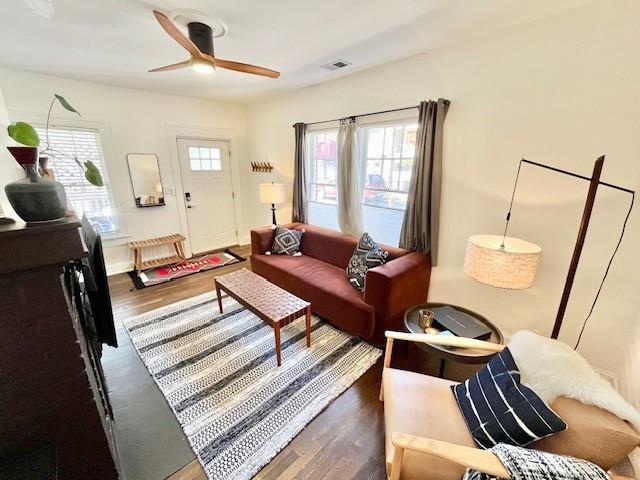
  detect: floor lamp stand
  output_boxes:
[510,156,634,340]
[551,157,603,339]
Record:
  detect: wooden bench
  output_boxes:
[129,234,186,273]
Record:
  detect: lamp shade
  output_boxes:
[259,182,286,205]
[464,234,542,289]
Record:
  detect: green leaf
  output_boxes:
[54,94,80,115]
[7,122,40,146]
[84,160,104,187]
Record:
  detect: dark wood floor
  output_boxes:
[108,245,472,480]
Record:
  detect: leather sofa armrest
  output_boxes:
[364,252,431,337]
[251,227,275,255]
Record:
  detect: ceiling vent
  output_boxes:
[321,60,352,71]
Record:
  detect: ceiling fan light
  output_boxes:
[191,58,214,74]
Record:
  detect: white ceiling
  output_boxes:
[0,0,592,102]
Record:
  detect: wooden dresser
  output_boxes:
[0,218,118,478]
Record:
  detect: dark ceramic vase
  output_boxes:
[5,146,67,223]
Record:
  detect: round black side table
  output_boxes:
[403,302,504,378]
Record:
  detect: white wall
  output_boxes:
[245,1,640,383]
[0,68,250,273]
[0,88,22,218]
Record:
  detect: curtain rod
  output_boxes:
[299,100,450,127]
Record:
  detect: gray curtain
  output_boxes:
[337,117,364,236]
[399,99,449,263]
[292,122,307,223]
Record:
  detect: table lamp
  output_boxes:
[260,182,286,227]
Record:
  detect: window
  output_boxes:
[308,130,338,204]
[188,146,222,171]
[35,126,120,235]
[305,118,418,246]
[362,122,417,210]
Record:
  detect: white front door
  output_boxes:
[177,138,237,254]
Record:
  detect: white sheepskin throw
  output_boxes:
[508,330,640,429]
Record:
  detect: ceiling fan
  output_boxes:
[149,10,280,78]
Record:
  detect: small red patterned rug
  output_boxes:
[128,249,245,289]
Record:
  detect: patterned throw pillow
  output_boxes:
[270,226,303,255]
[346,233,389,291]
[452,347,567,449]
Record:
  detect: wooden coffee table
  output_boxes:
[214,268,311,366]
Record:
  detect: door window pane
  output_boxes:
[188,146,223,171]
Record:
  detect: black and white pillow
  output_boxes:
[346,233,388,291]
[452,347,567,449]
[269,226,303,255]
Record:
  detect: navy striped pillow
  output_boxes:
[452,347,567,449]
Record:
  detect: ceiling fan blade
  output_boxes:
[149,59,191,73]
[213,58,280,78]
[152,10,202,58]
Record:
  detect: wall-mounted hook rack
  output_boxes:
[251,162,274,173]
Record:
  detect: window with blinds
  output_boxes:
[35,126,120,235]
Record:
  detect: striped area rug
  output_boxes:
[124,291,381,480]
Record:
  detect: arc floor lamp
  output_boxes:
[464,156,635,342]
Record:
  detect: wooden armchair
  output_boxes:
[380,331,636,480]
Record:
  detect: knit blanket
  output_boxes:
[462,444,610,480]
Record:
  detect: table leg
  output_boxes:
[305,305,311,348]
[215,282,223,313]
[274,323,282,367]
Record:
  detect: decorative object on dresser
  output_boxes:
[250,223,431,347]
[0,216,118,478]
[127,153,165,207]
[259,181,286,226]
[379,330,640,480]
[128,233,186,274]
[404,302,503,378]
[464,156,635,345]
[4,94,104,223]
[124,291,380,480]
[215,268,311,366]
[128,248,245,289]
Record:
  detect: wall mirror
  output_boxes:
[127,154,165,207]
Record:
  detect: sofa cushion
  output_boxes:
[346,233,389,291]
[532,396,640,470]
[270,226,303,255]
[452,347,567,449]
[250,253,375,338]
[297,224,406,269]
[383,368,476,480]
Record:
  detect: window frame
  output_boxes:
[358,117,418,212]
[17,112,127,240]
[305,124,339,206]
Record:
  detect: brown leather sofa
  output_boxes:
[250,223,431,347]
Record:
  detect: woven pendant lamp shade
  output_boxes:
[464,235,542,289]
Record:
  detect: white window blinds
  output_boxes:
[35,126,120,234]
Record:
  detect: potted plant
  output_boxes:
[5,94,103,223]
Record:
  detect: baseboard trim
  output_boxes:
[106,261,132,277]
